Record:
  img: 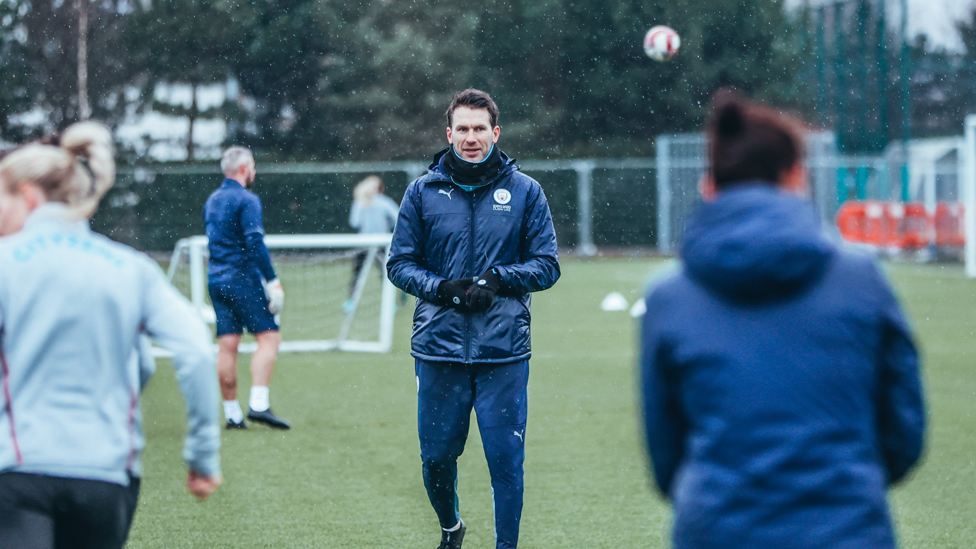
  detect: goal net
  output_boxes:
[165,234,397,353]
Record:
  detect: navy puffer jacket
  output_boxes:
[387,149,560,364]
[641,184,925,549]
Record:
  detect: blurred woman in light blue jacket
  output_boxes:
[0,122,222,549]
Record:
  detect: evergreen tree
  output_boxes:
[1,0,134,136]
[0,0,32,141]
[123,0,256,160]
[0,0,813,160]
[230,0,338,158]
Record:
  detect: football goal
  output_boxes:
[166,233,397,353]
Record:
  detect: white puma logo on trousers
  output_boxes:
[514,430,523,442]
[438,188,454,200]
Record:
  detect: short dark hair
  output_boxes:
[446,88,499,128]
[707,89,804,189]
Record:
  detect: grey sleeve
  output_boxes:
[139,258,221,478]
[136,334,156,393]
[349,201,362,230]
[383,196,400,232]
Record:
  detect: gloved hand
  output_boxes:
[263,278,285,314]
[466,267,501,312]
[437,278,473,310]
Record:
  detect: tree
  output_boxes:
[223,0,808,161]
[0,0,133,136]
[0,0,33,141]
[0,0,811,160]
[229,0,339,158]
[123,0,256,160]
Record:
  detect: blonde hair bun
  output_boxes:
[60,121,116,217]
[0,121,116,219]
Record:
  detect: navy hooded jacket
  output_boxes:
[640,184,925,549]
[387,149,560,364]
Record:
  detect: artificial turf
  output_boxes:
[127,257,976,548]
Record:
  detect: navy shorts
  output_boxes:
[208,276,279,337]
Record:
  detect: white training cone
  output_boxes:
[630,298,647,318]
[601,292,629,312]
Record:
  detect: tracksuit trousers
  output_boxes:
[0,472,140,549]
[416,358,528,549]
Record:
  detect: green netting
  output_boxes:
[92,165,659,252]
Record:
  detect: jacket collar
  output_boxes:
[23,203,89,232]
[425,147,518,187]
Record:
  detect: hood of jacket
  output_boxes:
[681,183,835,303]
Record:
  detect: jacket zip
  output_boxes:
[429,159,515,364]
[464,189,476,364]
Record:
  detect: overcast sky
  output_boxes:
[908,0,976,51]
[788,0,976,52]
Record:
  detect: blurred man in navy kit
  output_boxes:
[204,146,289,430]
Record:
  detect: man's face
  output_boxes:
[447,107,500,163]
[242,160,256,188]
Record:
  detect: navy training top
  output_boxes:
[203,178,276,284]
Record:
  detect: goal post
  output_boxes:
[964,115,976,278]
[166,233,397,353]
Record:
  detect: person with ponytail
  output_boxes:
[639,91,925,549]
[0,122,222,548]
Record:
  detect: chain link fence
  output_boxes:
[95,159,659,253]
[92,132,965,256]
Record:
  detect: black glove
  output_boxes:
[466,267,501,312]
[437,278,473,310]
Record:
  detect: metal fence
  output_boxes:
[93,133,967,256]
[654,132,845,254]
[97,159,659,253]
[652,132,967,254]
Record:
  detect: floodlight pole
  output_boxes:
[876,0,888,152]
[77,0,90,121]
[855,0,868,151]
[832,1,846,154]
[815,6,827,126]
[899,0,911,201]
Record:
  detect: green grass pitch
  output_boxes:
[128,258,976,548]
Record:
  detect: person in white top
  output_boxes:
[0,122,222,549]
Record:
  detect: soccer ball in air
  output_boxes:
[643,25,680,62]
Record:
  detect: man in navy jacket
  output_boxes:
[388,89,559,549]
